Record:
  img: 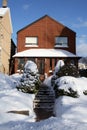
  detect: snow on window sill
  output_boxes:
[25,45,38,47]
[54,45,68,48]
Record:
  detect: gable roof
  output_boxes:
[17,15,76,34]
[13,49,78,58]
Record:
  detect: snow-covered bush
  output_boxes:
[51,63,79,85]
[57,88,78,98]
[16,60,41,93]
[57,64,80,78]
[54,76,79,98]
[51,61,80,98]
[52,61,79,87]
[53,60,65,75]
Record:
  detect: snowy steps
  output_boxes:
[33,84,55,111]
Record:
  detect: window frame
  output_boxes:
[55,36,68,48]
[17,58,25,70]
[25,36,38,47]
[37,58,45,75]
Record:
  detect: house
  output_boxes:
[13,15,79,78]
[0,0,13,74]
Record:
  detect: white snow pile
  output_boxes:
[1,71,87,129]
[53,76,87,122]
[0,73,16,90]
[0,72,35,124]
[10,73,22,87]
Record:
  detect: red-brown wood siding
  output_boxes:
[14,15,77,76]
[17,15,76,54]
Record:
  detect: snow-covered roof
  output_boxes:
[0,7,13,33]
[0,7,8,17]
[13,49,78,58]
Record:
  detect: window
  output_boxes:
[55,36,68,47]
[18,58,25,70]
[26,58,35,63]
[25,37,38,47]
[50,58,52,70]
[37,59,45,74]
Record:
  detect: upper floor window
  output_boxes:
[25,37,38,47]
[55,36,68,47]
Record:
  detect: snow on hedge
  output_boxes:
[55,76,87,96]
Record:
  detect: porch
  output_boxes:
[13,49,79,78]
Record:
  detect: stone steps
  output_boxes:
[33,100,54,103]
[33,84,55,111]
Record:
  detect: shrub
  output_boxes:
[57,64,80,78]
[16,61,41,94]
[56,87,79,98]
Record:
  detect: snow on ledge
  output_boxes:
[0,7,9,17]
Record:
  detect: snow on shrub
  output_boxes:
[16,60,41,93]
[53,76,87,98]
[54,76,79,98]
[53,60,65,75]
[51,60,81,98]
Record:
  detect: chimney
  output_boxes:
[2,0,7,8]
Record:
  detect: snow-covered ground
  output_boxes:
[1,72,87,130]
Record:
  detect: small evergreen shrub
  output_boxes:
[56,87,79,98]
[16,61,41,94]
[51,64,80,98]
[57,64,80,78]
[83,90,87,95]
